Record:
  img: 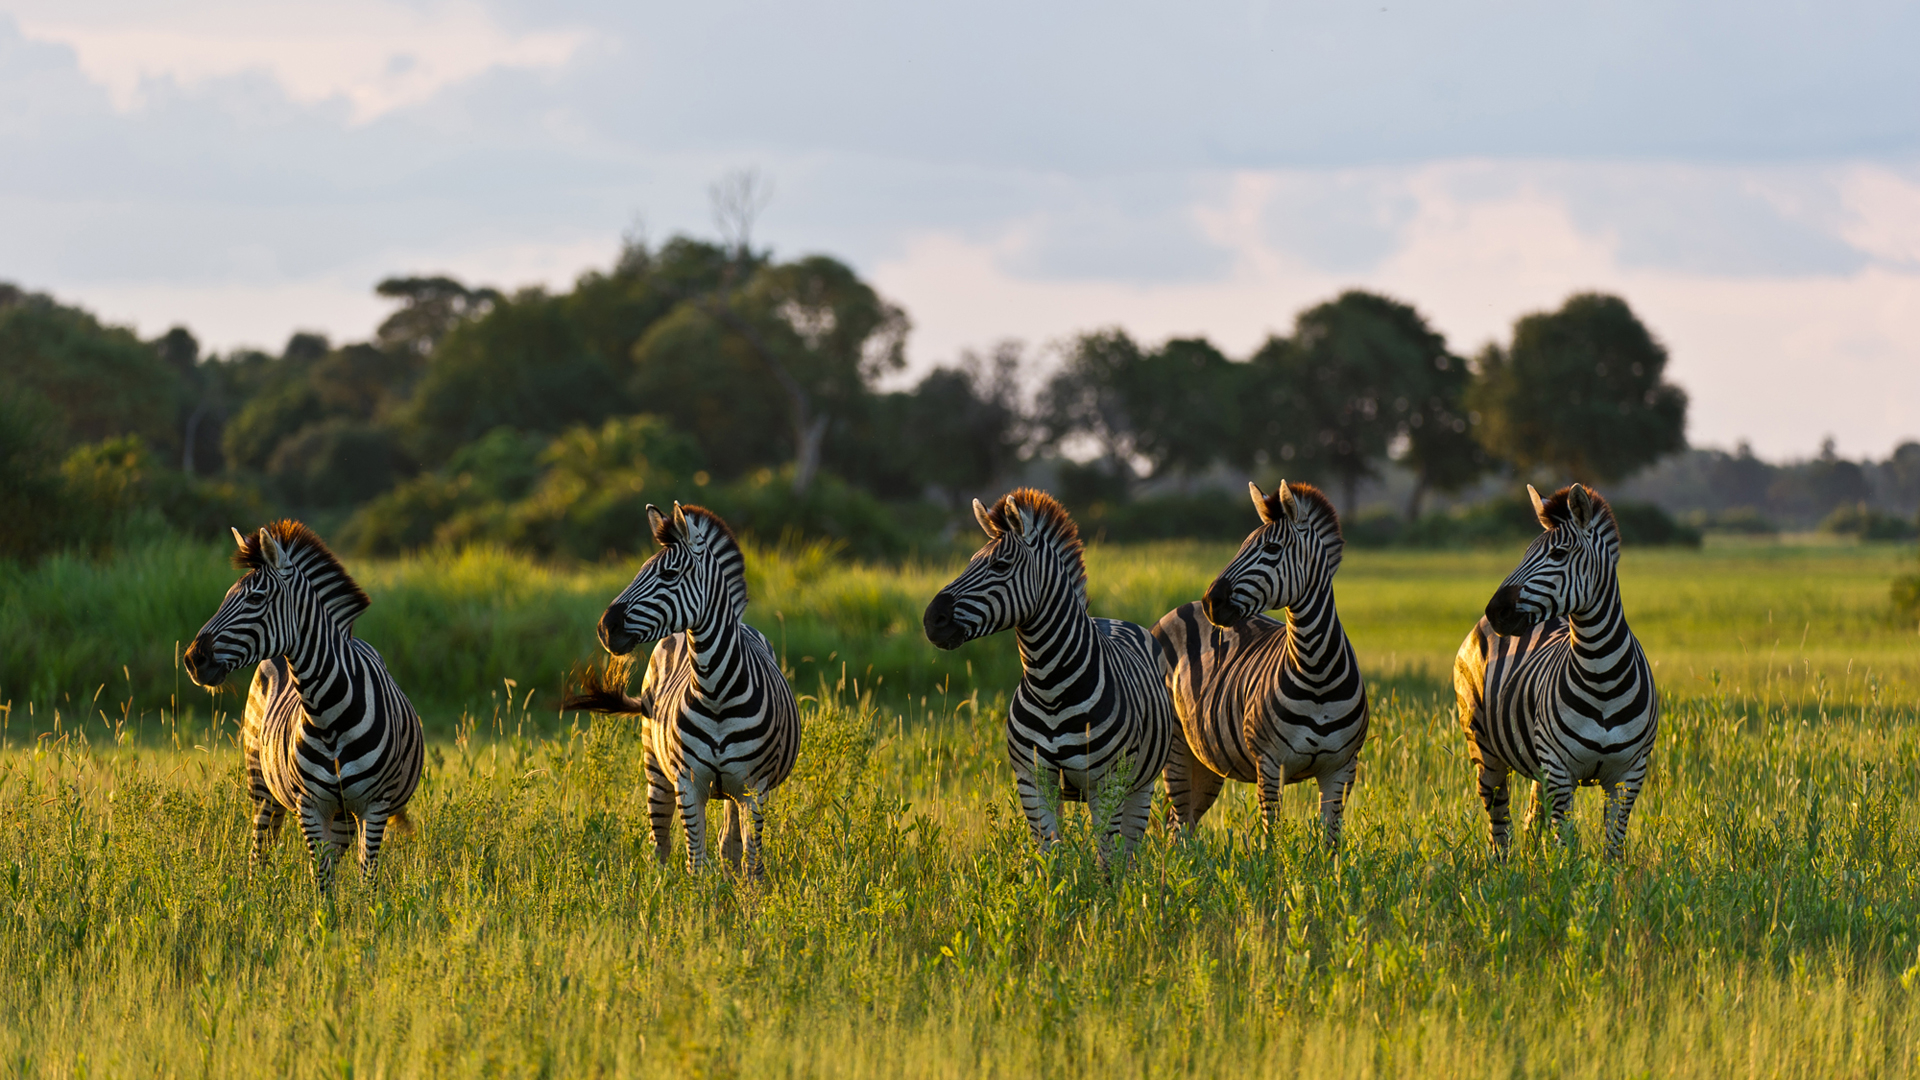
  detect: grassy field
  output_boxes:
[3,536,1920,1076]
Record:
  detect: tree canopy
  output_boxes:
[1470,292,1687,484]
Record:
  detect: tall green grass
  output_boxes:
[5,671,1920,1076]
[3,538,1920,1074]
[4,535,1914,732]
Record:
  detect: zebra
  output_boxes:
[921,488,1177,867]
[562,503,799,880]
[183,521,424,889]
[1154,481,1368,846]
[1454,483,1658,858]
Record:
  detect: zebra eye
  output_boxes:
[989,557,1014,572]
[658,565,681,582]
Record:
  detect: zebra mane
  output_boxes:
[1264,482,1341,536]
[1538,485,1618,535]
[233,520,372,624]
[654,504,749,602]
[990,488,1086,598]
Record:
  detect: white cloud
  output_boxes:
[873,163,1920,461]
[62,234,619,354]
[1841,166,1920,267]
[10,0,587,121]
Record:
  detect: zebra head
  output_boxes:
[1484,483,1621,636]
[185,522,369,688]
[923,488,1086,651]
[597,503,746,656]
[1203,480,1344,626]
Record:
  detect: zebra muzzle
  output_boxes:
[922,592,966,650]
[1201,579,1243,627]
[1485,584,1535,636]
[598,603,639,656]
[183,633,229,688]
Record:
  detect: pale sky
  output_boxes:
[3,1,1918,459]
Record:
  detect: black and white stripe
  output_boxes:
[564,503,799,879]
[184,521,424,888]
[1454,483,1658,857]
[1154,481,1368,845]
[922,488,1176,866]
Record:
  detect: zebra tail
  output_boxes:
[561,657,646,714]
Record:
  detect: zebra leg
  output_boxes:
[250,798,286,869]
[357,812,393,879]
[720,799,744,873]
[1099,781,1156,872]
[644,748,675,866]
[1316,758,1359,849]
[739,793,769,883]
[1521,780,1546,836]
[298,801,341,890]
[1184,766,1228,834]
[1013,770,1062,854]
[1541,760,1578,849]
[1602,759,1649,859]
[1477,762,1513,855]
[675,774,711,873]
[1160,728,1198,832]
[245,748,283,869]
[1257,755,1285,836]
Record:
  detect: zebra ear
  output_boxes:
[257,527,286,570]
[1567,484,1597,529]
[1528,485,1552,530]
[646,504,670,545]
[1250,481,1276,524]
[671,502,700,552]
[973,498,998,538]
[231,526,248,551]
[1003,502,1032,540]
[1275,480,1298,522]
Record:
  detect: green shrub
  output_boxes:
[1822,502,1917,541]
[1069,489,1255,544]
[703,467,910,561]
[1687,507,1779,536]
[0,393,65,561]
[1380,494,1699,549]
[1610,500,1704,548]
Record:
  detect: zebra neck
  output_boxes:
[1282,581,1346,677]
[1013,575,1095,703]
[683,591,746,692]
[1564,575,1634,672]
[283,622,360,729]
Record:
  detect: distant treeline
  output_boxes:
[0,232,1909,564]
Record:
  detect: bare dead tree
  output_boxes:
[710,169,773,260]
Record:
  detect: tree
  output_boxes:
[617,173,909,495]
[404,290,623,465]
[725,254,908,493]
[1471,292,1687,484]
[0,288,188,457]
[855,342,1027,506]
[374,276,504,358]
[1128,337,1240,486]
[1240,291,1477,516]
[1037,329,1148,485]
